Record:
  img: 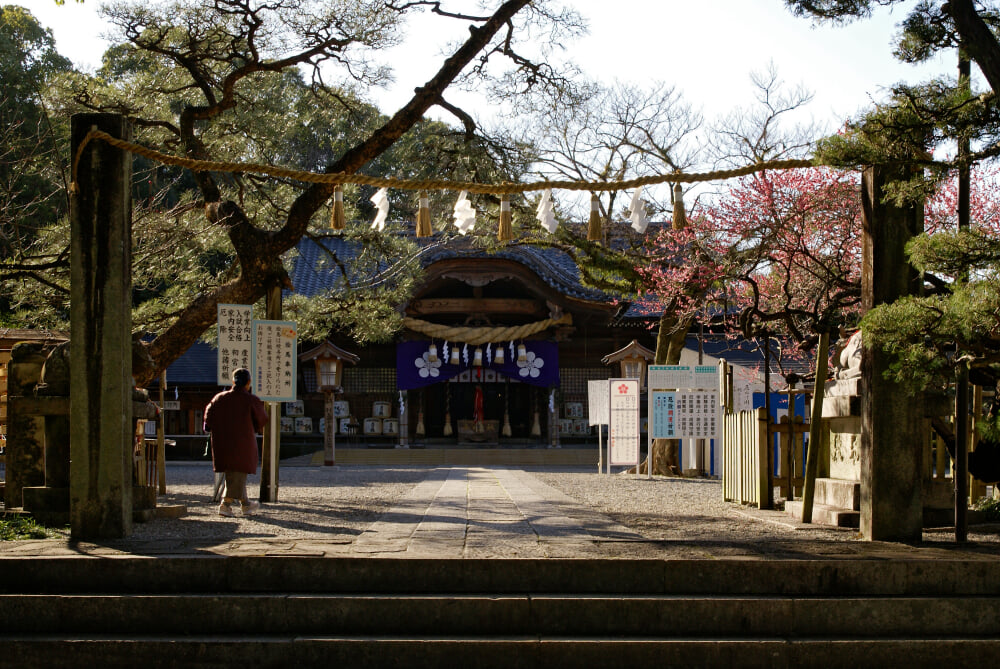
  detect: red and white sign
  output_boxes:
[608,378,640,466]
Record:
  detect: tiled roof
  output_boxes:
[287,234,617,303]
[164,340,219,386]
[684,335,816,378]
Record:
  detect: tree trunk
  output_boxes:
[638,311,693,476]
[947,0,1000,94]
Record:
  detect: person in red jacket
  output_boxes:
[204,368,268,516]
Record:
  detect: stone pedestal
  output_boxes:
[4,343,48,508]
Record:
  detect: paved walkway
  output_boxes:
[2,463,999,561]
[350,467,642,558]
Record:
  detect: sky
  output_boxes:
[19,0,959,134]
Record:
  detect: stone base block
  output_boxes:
[155,504,187,520]
[822,395,860,418]
[133,485,156,510]
[21,486,69,513]
[814,478,860,511]
[785,500,861,528]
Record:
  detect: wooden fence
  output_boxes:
[724,409,811,507]
[723,408,769,506]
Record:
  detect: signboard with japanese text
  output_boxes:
[252,320,298,402]
[217,304,253,386]
[608,378,640,466]
[651,390,719,439]
[692,366,718,390]
[651,391,676,439]
[648,365,691,390]
[587,379,609,426]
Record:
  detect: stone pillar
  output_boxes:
[860,164,924,542]
[69,113,134,539]
[4,343,47,508]
[323,390,336,465]
[399,390,409,447]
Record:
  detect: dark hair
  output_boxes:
[232,368,252,388]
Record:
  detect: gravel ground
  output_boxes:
[121,461,1000,556]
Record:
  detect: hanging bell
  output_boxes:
[427,343,438,363]
[494,345,505,365]
[517,343,527,364]
[473,347,483,367]
[450,346,460,366]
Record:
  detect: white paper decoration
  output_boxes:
[629,187,649,234]
[370,187,389,231]
[452,191,476,234]
[536,189,557,233]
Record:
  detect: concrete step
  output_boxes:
[3,636,1000,669]
[3,557,999,668]
[785,500,861,528]
[4,557,1000,596]
[3,593,999,638]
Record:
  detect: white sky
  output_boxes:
[18,0,959,134]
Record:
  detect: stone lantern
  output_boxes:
[299,341,359,466]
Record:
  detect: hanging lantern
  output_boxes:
[329,185,345,230]
[427,342,438,363]
[497,193,513,242]
[473,347,483,367]
[517,343,527,364]
[416,191,432,237]
[450,346,460,366]
[587,192,602,242]
[494,345,505,365]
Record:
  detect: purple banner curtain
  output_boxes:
[396,340,559,390]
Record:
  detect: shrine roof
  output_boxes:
[287,233,620,304]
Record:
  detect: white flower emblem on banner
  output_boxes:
[414,352,442,378]
[517,351,544,378]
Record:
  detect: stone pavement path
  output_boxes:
[351,467,644,558]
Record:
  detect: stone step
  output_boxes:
[814,477,860,510]
[785,500,861,528]
[3,636,1000,669]
[4,557,1000,596]
[2,594,999,638]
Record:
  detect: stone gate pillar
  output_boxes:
[860,164,924,542]
[69,113,134,539]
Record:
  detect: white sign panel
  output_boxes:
[608,378,641,466]
[588,379,609,426]
[217,304,253,386]
[253,320,298,402]
[648,365,691,390]
[692,365,719,390]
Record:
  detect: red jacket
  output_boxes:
[204,387,268,474]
